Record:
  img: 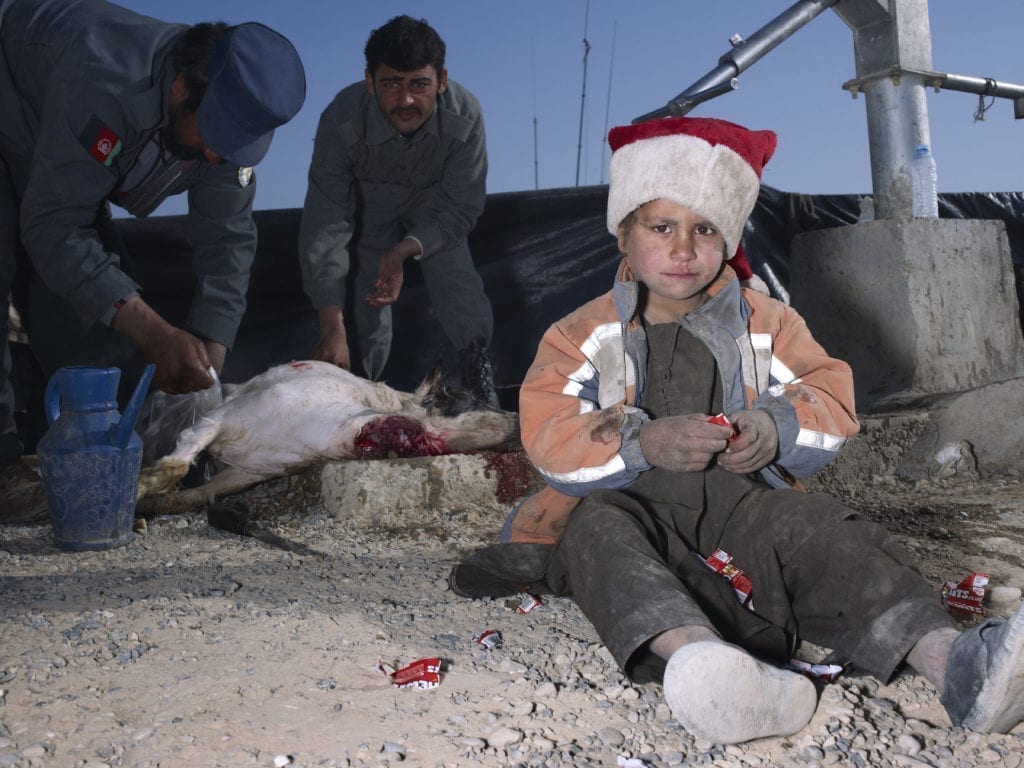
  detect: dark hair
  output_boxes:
[170,22,229,112]
[364,15,445,76]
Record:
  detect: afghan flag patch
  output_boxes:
[78,115,123,166]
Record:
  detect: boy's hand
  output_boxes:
[718,409,779,475]
[640,414,733,473]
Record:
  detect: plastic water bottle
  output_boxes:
[911,145,938,218]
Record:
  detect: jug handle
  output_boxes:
[44,373,62,425]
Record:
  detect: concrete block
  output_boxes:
[319,449,542,534]
[791,218,1024,408]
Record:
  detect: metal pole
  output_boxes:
[634,0,839,122]
[837,0,935,219]
[862,74,933,219]
[575,0,591,186]
[533,116,539,190]
[600,22,617,185]
[532,39,539,190]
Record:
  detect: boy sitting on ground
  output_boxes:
[451,116,1024,744]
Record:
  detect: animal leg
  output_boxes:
[135,467,271,517]
[137,418,223,498]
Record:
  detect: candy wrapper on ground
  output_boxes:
[376,656,442,689]
[505,592,543,614]
[941,572,988,617]
[516,592,543,614]
[473,629,503,650]
[788,658,845,683]
[617,757,655,768]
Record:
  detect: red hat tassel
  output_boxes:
[726,244,753,281]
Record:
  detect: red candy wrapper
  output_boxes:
[788,658,844,683]
[473,629,503,650]
[941,572,988,617]
[703,549,753,607]
[517,592,543,614]
[377,656,442,689]
[708,412,738,442]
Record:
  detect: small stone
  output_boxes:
[802,745,825,761]
[986,586,1022,605]
[596,727,624,747]
[274,755,293,767]
[603,684,624,700]
[893,756,929,768]
[487,727,523,749]
[500,660,528,675]
[534,682,557,698]
[510,701,533,717]
[897,734,923,756]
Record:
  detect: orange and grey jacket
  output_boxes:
[505,259,860,545]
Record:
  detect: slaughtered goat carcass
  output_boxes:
[136,360,518,514]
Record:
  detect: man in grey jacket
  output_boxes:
[0,0,305,519]
[298,15,497,407]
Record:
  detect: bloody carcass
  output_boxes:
[136,360,518,514]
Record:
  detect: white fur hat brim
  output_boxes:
[607,132,761,259]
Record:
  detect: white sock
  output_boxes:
[664,641,817,744]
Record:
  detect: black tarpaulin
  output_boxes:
[114,185,1024,406]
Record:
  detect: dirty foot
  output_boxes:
[664,641,817,744]
[941,603,1024,732]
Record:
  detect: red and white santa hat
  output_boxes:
[607,116,777,262]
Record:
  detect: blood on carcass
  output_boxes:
[355,415,449,458]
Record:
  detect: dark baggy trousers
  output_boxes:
[544,322,954,684]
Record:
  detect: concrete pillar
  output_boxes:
[790,219,1024,408]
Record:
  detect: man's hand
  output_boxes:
[365,238,422,307]
[146,329,217,394]
[718,409,779,475]
[111,296,215,394]
[311,306,351,369]
[639,414,733,473]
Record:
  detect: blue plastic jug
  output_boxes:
[37,364,155,551]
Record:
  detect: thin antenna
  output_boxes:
[600,22,617,185]
[574,0,591,186]
[533,116,540,190]
[532,39,539,190]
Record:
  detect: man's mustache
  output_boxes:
[390,106,422,117]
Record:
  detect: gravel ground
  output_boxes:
[2,468,1024,768]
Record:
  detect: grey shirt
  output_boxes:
[0,0,258,348]
[298,79,487,310]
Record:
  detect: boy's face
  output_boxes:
[617,198,727,322]
[366,64,448,136]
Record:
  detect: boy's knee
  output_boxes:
[562,491,647,550]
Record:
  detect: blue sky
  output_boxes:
[117,0,1024,214]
